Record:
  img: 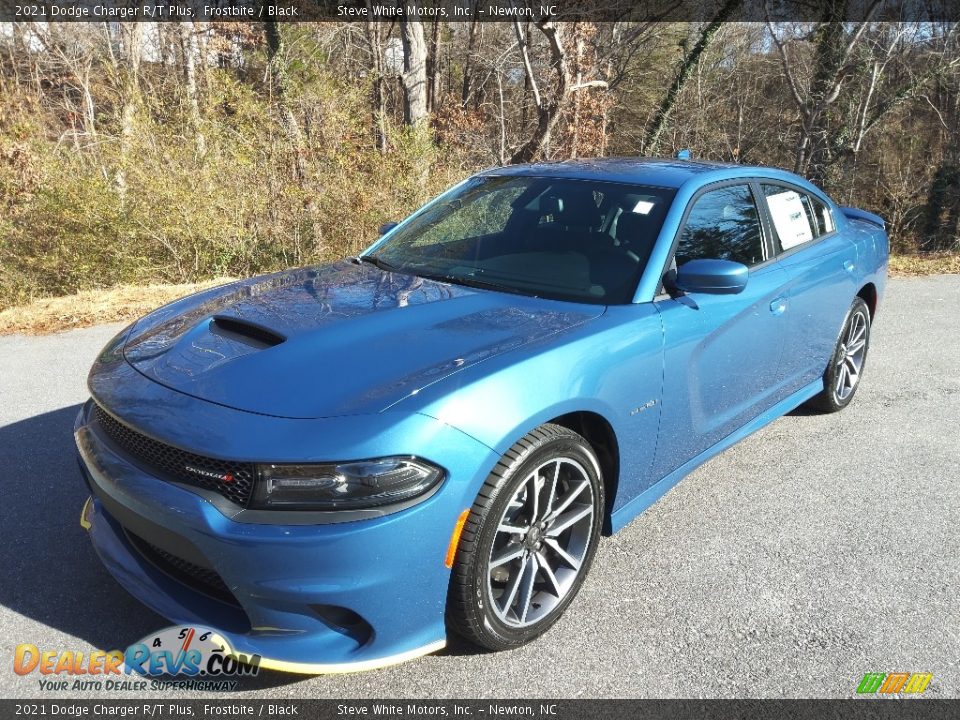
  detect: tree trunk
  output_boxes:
[570,28,585,158]
[195,21,211,92]
[460,15,479,106]
[399,12,429,127]
[115,24,143,200]
[178,22,206,157]
[426,18,441,113]
[510,21,569,164]
[265,18,306,180]
[364,18,389,153]
[768,2,878,185]
[640,0,739,155]
[800,17,848,184]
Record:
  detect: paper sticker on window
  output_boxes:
[632,199,655,215]
[767,190,813,250]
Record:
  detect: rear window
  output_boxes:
[762,184,835,251]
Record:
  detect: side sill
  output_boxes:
[609,378,824,534]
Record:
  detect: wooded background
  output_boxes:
[1,18,958,310]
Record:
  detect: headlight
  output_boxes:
[251,457,444,511]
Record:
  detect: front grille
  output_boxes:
[126,531,240,606]
[93,403,256,507]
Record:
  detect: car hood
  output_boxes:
[122,261,603,419]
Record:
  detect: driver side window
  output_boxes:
[676,184,766,267]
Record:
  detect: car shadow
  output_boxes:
[786,403,821,417]
[0,405,304,691]
[439,632,487,658]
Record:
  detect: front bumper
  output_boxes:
[75,399,494,672]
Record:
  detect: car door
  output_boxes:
[650,181,791,481]
[757,182,859,394]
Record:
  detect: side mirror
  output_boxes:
[378,221,399,236]
[674,259,748,295]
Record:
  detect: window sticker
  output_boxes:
[766,190,814,250]
[632,199,655,215]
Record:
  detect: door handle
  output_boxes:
[843,260,856,273]
[770,297,788,316]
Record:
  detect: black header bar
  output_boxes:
[3,0,960,23]
[1,699,959,720]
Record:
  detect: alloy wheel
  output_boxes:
[835,309,868,401]
[486,458,595,628]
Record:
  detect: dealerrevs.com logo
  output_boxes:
[14,625,260,692]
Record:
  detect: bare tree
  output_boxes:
[770,15,959,189]
[767,4,881,182]
[510,21,609,164]
[264,18,306,180]
[113,24,144,199]
[179,22,206,157]
[400,11,429,127]
[460,15,481,106]
[363,16,390,153]
[426,18,442,113]
[640,0,740,155]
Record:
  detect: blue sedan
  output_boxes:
[76,157,888,672]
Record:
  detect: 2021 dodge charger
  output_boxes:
[76,157,888,672]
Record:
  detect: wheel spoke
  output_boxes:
[498,522,527,535]
[536,551,563,597]
[490,543,525,569]
[548,479,589,521]
[543,462,561,520]
[498,554,528,613]
[845,357,860,385]
[847,315,863,344]
[849,324,866,346]
[544,538,581,571]
[546,505,592,537]
[847,338,866,355]
[528,472,540,523]
[517,554,539,623]
[836,363,848,394]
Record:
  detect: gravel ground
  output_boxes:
[1,275,957,699]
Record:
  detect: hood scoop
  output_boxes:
[210,315,286,349]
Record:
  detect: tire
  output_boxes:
[808,297,871,413]
[446,423,605,651]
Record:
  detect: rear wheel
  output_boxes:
[446,424,604,651]
[808,297,871,413]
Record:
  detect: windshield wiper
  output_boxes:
[354,254,400,273]
[354,256,529,296]
[414,270,528,297]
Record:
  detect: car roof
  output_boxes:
[479,156,776,190]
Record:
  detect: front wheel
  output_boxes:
[446,424,605,651]
[808,296,871,413]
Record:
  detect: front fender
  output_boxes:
[403,304,666,515]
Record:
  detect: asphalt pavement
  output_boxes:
[1,275,957,699]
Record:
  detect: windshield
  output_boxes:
[369,176,676,304]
